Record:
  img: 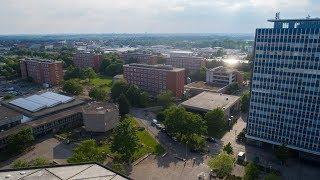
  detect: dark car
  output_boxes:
[207,137,217,143]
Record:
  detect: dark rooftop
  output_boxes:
[0,105,21,121]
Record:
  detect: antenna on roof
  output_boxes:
[275,12,280,20]
[306,14,311,19]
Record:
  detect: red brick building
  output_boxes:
[73,52,103,72]
[120,52,158,65]
[123,64,185,98]
[166,56,206,73]
[20,58,63,85]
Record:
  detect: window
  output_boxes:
[282,23,289,29]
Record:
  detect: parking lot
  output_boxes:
[0,79,42,98]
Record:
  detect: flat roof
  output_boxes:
[181,92,240,112]
[3,97,84,119]
[0,163,130,180]
[124,63,185,72]
[83,102,118,114]
[0,105,22,121]
[268,18,320,22]
[8,92,75,113]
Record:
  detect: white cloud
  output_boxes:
[0,0,318,34]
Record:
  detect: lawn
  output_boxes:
[90,76,113,92]
[129,118,165,160]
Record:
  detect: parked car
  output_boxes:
[152,119,158,126]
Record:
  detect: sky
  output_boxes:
[0,0,319,35]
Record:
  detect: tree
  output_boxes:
[111,118,139,163]
[64,66,80,80]
[29,157,50,167]
[7,127,34,153]
[223,142,233,154]
[63,79,83,95]
[80,67,97,79]
[118,94,130,116]
[111,81,129,100]
[190,66,206,82]
[157,90,174,108]
[12,159,29,169]
[264,173,280,180]
[244,162,260,180]
[226,83,240,95]
[68,139,107,163]
[3,93,15,100]
[240,91,250,113]
[163,106,207,150]
[125,85,141,106]
[204,108,227,138]
[100,53,123,76]
[89,87,108,101]
[138,91,149,108]
[274,144,290,164]
[208,152,234,178]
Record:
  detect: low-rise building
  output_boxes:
[184,81,228,97]
[123,63,185,98]
[206,66,243,86]
[20,58,63,86]
[83,102,119,133]
[0,163,130,179]
[120,52,158,65]
[180,91,240,117]
[73,51,103,72]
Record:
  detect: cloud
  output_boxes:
[0,0,318,34]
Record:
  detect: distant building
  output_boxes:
[206,66,243,86]
[120,52,158,65]
[83,102,119,133]
[246,17,320,156]
[0,163,130,179]
[166,55,206,73]
[180,91,240,117]
[184,81,228,97]
[44,45,54,50]
[73,52,103,72]
[169,50,194,57]
[123,63,185,98]
[20,58,63,86]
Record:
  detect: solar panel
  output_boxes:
[40,92,74,103]
[26,95,61,107]
[9,98,46,112]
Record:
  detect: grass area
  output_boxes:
[90,76,113,92]
[128,118,165,160]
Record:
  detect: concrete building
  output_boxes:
[0,92,85,149]
[0,163,130,179]
[166,56,206,73]
[0,106,22,131]
[206,66,243,86]
[123,63,185,98]
[20,58,63,86]
[73,51,103,72]
[83,102,119,132]
[181,91,240,117]
[246,17,320,156]
[184,81,228,97]
[120,52,158,65]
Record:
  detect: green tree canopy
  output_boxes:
[118,93,130,116]
[7,127,34,153]
[111,118,139,162]
[264,172,280,180]
[138,91,149,108]
[100,53,123,76]
[125,85,141,106]
[63,79,83,95]
[208,152,234,178]
[80,67,97,79]
[223,142,234,154]
[240,91,250,113]
[244,162,260,180]
[157,90,175,108]
[68,139,107,163]
[89,87,108,101]
[190,66,206,82]
[204,108,227,138]
[111,80,129,100]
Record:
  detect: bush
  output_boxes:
[223,142,233,154]
[244,162,260,180]
[63,79,83,95]
[208,152,234,178]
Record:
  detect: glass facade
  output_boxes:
[246,19,320,155]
